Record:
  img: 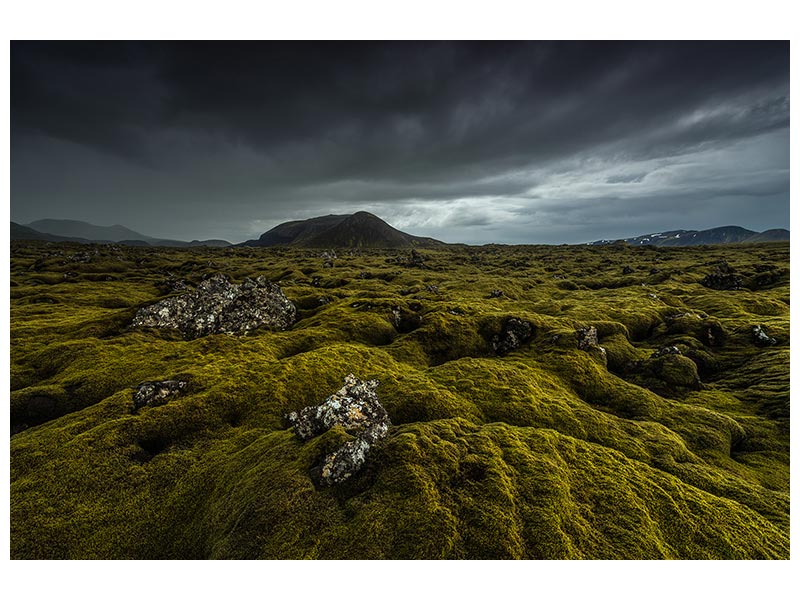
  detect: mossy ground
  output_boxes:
[9,241,790,559]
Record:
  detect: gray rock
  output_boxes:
[753,325,777,347]
[489,289,504,298]
[285,374,391,486]
[132,380,187,412]
[132,273,296,339]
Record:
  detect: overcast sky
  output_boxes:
[10,41,789,244]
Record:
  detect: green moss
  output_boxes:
[9,241,790,559]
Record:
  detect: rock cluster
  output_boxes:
[489,289,504,298]
[132,273,296,339]
[753,325,777,347]
[492,317,533,355]
[285,374,391,486]
[132,380,187,412]
[701,261,743,290]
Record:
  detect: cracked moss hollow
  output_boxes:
[10,240,790,559]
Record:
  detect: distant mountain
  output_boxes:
[19,219,231,247]
[28,219,151,243]
[11,222,94,244]
[590,226,789,247]
[241,211,444,248]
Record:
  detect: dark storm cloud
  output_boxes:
[10,41,789,243]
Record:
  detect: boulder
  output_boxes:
[285,374,391,486]
[132,380,187,412]
[132,274,296,339]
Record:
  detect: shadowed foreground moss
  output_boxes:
[10,241,790,559]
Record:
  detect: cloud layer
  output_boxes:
[11,41,789,243]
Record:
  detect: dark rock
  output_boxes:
[157,273,191,294]
[649,268,660,275]
[425,284,439,294]
[489,289,504,298]
[492,317,533,355]
[405,249,427,268]
[132,273,296,339]
[651,346,681,359]
[285,374,390,486]
[753,325,777,347]
[622,266,634,275]
[132,380,187,412]
[701,262,742,290]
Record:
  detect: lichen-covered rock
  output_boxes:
[577,326,607,366]
[132,380,187,412]
[285,374,390,486]
[492,317,533,355]
[132,273,296,339]
[577,326,599,350]
[753,325,777,347]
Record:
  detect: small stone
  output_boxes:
[622,266,634,275]
[651,345,681,359]
[489,289,504,298]
[132,380,187,412]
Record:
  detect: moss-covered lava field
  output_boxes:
[9,240,790,559]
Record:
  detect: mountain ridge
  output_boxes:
[14,219,231,247]
[590,225,789,247]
